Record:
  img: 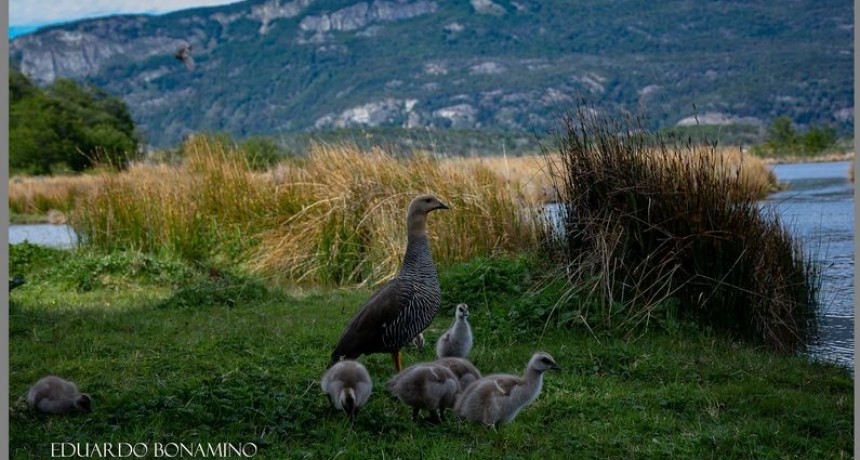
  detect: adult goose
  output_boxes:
[330,194,449,372]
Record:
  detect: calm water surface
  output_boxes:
[8,224,78,248]
[763,161,854,371]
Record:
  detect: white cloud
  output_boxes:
[10,0,246,27]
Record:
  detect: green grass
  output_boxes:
[8,246,852,459]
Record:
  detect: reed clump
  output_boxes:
[543,110,818,353]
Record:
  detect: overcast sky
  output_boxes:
[10,0,245,27]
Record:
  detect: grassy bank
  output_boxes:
[8,245,852,459]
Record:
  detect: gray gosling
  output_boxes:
[434,357,482,391]
[387,363,459,423]
[321,360,372,421]
[27,376,92,415]
[454,352,560,426]
[435,303,473,359]
[412,332,426,352]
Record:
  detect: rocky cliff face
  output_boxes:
[10,0,438,84]
[11,16,173,84]
[10,0,854,147]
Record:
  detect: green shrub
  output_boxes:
[439,256,536,312]
[9,70,139,174]
[9,242,69,276]
[10,243,194,292]
[240,136,289,171]
[156,270,272,309]
[755,116,839,156]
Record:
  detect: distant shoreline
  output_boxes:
[758,151,854,165]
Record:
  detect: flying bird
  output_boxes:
[175,43,195,71]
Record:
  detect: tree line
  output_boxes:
[754,116,839,157]
[10,69,139,175]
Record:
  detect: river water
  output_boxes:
[762,161,854,371]
[8,223,78,248]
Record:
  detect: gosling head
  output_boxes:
[75,393,93,413]
[455,303,469,320]
[529,352,561,374]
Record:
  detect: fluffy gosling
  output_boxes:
[387,363,459,423]
[412,332,426,352]
[435,303,473,359]
[454,352,560,426]
[434,357,482,391]
[321,360,372,421]
[27,376,92,415]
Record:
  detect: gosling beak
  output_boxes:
[551,363,561,371]
[437,201,449,210]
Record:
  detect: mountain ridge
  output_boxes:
[10,0,854,148]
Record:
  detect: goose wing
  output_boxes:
[331,278,413,362]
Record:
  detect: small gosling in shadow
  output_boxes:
[434,357,481,391]
[412,332,426,352]
[27,376,92,415]
[436,303,473,359]
[321,360,372,421]
[454,352,560,426]
[387,363,459,423]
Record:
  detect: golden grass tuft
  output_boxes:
[443,146,777,205]
[71,137,285,261]
[251,143,539,285]
[57,137,538,285]
[8,174,96,216]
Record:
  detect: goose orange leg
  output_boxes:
[392,350,403,372]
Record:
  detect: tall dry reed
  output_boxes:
[252,143,539,285]
[444,148,777,205]
[8,175,96,216]
[69,137,539,285]
[71,137,285,262]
